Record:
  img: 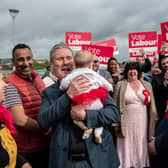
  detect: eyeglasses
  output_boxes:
[93,60,98,63]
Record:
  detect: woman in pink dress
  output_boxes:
[113,62,158,168]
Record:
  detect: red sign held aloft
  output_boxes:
[161,21,168,43]
[94,39,119,55]
[82,45,113,65]
[66,32,92,50]
[157,34,168,55]
[128,31,157,57]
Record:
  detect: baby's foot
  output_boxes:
[95,135,102,144]
[82,129,93,140]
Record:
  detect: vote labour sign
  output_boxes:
[81,45,113,65]
[161,21,168,42]
[157,34,168,55]
[94,39,119,55]
[128,31,157,57]
[66,32,92,50]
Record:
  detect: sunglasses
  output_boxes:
[93,60,98,63]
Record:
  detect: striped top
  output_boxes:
[3,83,22,108]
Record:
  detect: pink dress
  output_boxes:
[117,82,149,168]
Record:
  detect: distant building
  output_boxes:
[35,59,47,64]
[0,58,12,70]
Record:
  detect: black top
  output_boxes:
[141,57,152,73]
[152,72,168,120]
[0,124,27,168]
[0,141,9,168]
[69,122,87,161]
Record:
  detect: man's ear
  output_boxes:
[89,63,93,69]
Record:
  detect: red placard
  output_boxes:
[157,34,162,54]
[81,45,113,65]
[157,34,168,55]
[161,21,168,42]
[128,31,157,57]
[94,39,119,55]
[66,32,92,49]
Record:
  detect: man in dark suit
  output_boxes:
[38,42,121,168]
[152,55,168,121]
[148,109,168,168]
[150,50,168,167]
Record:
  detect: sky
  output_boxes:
[0,0,168,62]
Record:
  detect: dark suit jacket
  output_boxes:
[152,72,168,120]
[38,82,121,168]
[151,118,168,168]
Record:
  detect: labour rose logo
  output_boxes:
[143,90,150,105]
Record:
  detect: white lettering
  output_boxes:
[113,46,117,50]
[84,47,101,55]
[132,52,140,56]
[98,56,109,63]
[68,40,91,45]
[68,34,81,40]
[166,33,168,40]
[147,51,155,55]
[132,51,155,56]
[165,25,168,31]
[131,40,156,47]
[131,35,145,41]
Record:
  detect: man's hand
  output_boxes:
[113,126,123,138]
[43,127,52,136]
[22,162,32,168]
[161,42,167,52]
[67,76,90,99]
[148,137,157,155]
[71,105,86,121]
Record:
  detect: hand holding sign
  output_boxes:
[161,41,168,52]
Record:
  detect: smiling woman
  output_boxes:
[113,61,158,168]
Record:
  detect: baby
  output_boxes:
[60,50,112,143]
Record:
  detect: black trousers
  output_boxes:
[20,149,49,168]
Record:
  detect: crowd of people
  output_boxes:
[0,42,168,168]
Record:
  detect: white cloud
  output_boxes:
[0,0,168,62]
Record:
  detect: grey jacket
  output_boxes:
[38,82,121,168]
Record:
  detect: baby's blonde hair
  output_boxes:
[74,50,93,68]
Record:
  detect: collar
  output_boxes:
[49,72,58,82]
[15,70,37,81]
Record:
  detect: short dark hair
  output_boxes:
[123,61,142,79]
[158,52,168,71]
[12,43,31,58]
[152,61,158,67]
